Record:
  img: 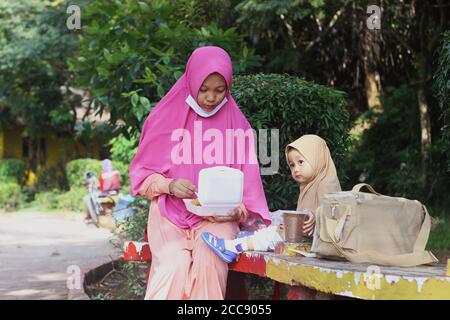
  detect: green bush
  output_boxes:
[57,187,87,212]
[33,190,63,210]
[115,197,149,242]
[0,159,26,183]
[66,159,102,188]
[0,182,24,211]
[35,163,69,192]
[109,132,139,165]
[232,73,351,210]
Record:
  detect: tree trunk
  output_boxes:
[362,27,382,113]
[417,74,432,185]
[416,5,432,188]
[350,17,383,136]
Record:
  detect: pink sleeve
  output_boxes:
[139,173,174,201]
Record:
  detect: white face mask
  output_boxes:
[185,94,228,118]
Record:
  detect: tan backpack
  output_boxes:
[312,183,438,267]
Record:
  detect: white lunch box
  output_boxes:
[183,166,244,216]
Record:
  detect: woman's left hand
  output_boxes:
[204,207,243,223]
[303,210,315,237]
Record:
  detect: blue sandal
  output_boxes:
[201,232,237,263]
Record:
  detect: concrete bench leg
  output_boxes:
[145,263,151,293]
[225,271,248,300]
[287,284,317,300]
[272,281,282,300]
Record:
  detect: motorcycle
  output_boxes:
[83,171,136,227]
[83,171,118,227]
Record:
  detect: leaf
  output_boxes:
[157,86,165,98]
[131,93,139,107]
[148,46,165,57]
[139,96,151,109]
[138,2,151,13]
[135,105,144,122]
[174,71,183,80]
[103,49,113,63]
[96,66,111,77]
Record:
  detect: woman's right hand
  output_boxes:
[168,179,196,198]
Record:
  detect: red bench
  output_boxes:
[123,229,450,300]
[123,228,296,299]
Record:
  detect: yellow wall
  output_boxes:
[0,127,103,186]
[2,128,22,159]
[45,134,101,166]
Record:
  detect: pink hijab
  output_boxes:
[130,46,270,229]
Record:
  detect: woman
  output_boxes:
[99,159,121,194]
[130,46,270,299]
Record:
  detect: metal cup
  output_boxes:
[283,211,308,243]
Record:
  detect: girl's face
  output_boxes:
[196,72,227,112]
[287,149,314,185]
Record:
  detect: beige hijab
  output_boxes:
[285,135,341,212]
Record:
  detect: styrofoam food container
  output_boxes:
[183,199,237,216]
[197,166,243,206]
[184,166,244,216]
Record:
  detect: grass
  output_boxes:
[428,216,450,251]
[426,208,450,263]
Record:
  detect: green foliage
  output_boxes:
[0,159,26,183]
[74,122,116,159]
[173,0,238,29]
[344,85,450,209]
[34,163,69,192]
[434,30,450,171]
[0,182,24,211]
[71,0,260,137]
[57,187,87,212]
[66,159,102,188]
[115,197,149,242]
[114,263,147,300]
[109,131,139,165]
[234,0,350,79]
[32,190,63,210]
[434,31,450,110]
[233,73,350,210]
[0,0,80,136]
[427,211,450,252]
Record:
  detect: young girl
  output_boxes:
[202,134,342,262]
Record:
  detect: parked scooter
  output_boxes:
[82,171,104,227]
[82,160,124,227]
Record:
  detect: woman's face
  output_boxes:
[196,72,227,112]
[287,149,314,185]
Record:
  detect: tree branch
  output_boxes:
[386,26,414,55]
[304,3,347,53]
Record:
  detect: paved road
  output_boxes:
[0,211,120,300]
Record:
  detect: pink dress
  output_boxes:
[140,174,240,300]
